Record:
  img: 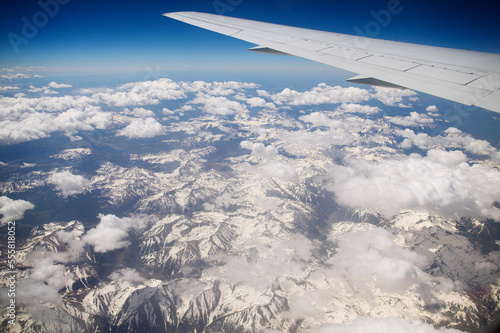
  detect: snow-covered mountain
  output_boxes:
[2,187,499,332]
[2,77,500,333]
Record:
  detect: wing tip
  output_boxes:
[162,12,185,18]
[162,11,202,17]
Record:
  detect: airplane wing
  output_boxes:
[163,11,500,114]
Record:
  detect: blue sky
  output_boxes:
[1,0,499,75]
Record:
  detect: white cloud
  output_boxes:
[0,94,96,117]
[21,162,36,168]
[240,141,298,183]
[0,86,20,93]
[18,254,73,306]
[299,112,346,128]
[444,127,462,135]
[306,317,461,333]
[326,152,500,219]
[388,112,434,127]
[245,96,277,109]
[372,87,418,107]
[54,107,113,133]
[336,103,380,114]
[126,107,155,118]
[117,117,166,138]
[299,111,376,136]
[1,73,31,79]
[93,78,186,106]
[214,192,234,209]
[79,87,114,95]
[47,170,89,197]
[82,214,147,253]
[190,94,248,115]
[27,84,58,94]
[182,80,258,96]
[464,138,499,156]
[0,196,35,226]
[425,149,468,167]
[397,128,500,159]
[328,228,427,293]
[0,95,113,144]
[260,160,299,183]
[53,230,85,262]
[0,117,53,144]
[426,105,439,116]
[240,141,278,159]
[48,82,72,89]
[270,83,371,105]
[205,235,313,290]
[108,268,144,282]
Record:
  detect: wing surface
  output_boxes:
[164,11,500,114]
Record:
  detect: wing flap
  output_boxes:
[319,46,370,61]
[406,65,482,86]
[357,55,419,72]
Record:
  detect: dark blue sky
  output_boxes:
[1,0,499,75]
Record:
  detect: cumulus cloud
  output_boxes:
[18,255,72,306]
[47,170,89,197]
[425,149,468,166]
[181,80,257,96]
[190,94,248,115]
[397,128,500,159]
[306,317,461,333]
[326,151,500,219]
[270,83,371,105]
[259,160,299,183]
[0,196,35,226]
[28,85,58,94]
[117,117,166,138]
[240,141,298,183]
[205,235,313,290]
[426,105,440,116]
[108,268,144,282]
[0,100,113,145]
[125,107,155,118]
[426,105,438,112]
[0,86,20,93]
[1,94,96,117]
[388,111,434,127]
[1,73,31,79]
[336,103,380,114]
[240,141,278,159]
[48,82,72,89]
[371,87,418,107]
[328,228,427,293]
[92,78,186,106]
[14,213,149,310]
[245,96,277,109]
[82,214,147,253]
[299,112,346,129]
[53,230,85,262]
[299,111,376,133]
[204,192,235,211]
